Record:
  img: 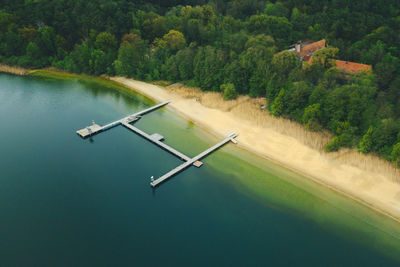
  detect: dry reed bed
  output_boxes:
[165,83,400,182]
[0,64,28,75]
[166,83,332,150]
[327,149,400,182]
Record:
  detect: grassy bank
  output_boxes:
[0,66,139,98]
[26,69,151,102]
[0,64,29,75]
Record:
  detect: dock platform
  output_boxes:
[76,124,102,138]
[76,101,170,138]
[76,101,238,188]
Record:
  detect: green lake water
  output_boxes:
[1,73,400,266]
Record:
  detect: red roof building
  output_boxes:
[291,39,373,75]
[291,39,326,61]
[306,56,372,75]
[334,60,372,74]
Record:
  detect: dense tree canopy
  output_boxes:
[2,0,400,165]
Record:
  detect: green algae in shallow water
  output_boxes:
[203,145,400,261]
[124,103,400,262]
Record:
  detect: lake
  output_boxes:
[1,72,400,266]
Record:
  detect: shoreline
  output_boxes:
[0,64,30,76]
[111,77,400,223]
[2,65,400,223]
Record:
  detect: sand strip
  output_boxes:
[111,77,400,222]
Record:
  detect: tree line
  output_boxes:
[2,0,400,165]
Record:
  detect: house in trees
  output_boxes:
[289,39,326,62]
[289,39,372,75]
[333,60,372,75]
[307,56,372,77]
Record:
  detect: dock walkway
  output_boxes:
[150,133,237,187]
[121,122,190,161]
[76,101,170,138]
[76,101,238,187]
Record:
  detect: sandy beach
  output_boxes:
[111,77,400,222]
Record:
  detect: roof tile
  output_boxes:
[295,39,326,57]
[335,60,372,74]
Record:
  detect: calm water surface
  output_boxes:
[1,73,400,266]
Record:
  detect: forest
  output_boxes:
[1,0,400,165]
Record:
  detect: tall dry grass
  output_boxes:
[228,98,332,151]
[327,149,400,182]
[166,83,331,150]
[0,64,29,75]
[165,83,400,182]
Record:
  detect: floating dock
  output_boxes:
[76,101,170,138]
[76,101,238,187]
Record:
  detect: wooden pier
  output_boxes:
[121,122,191,161]
[76,101,238,187]
[76,101,170,138]
[150,132,237,187]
